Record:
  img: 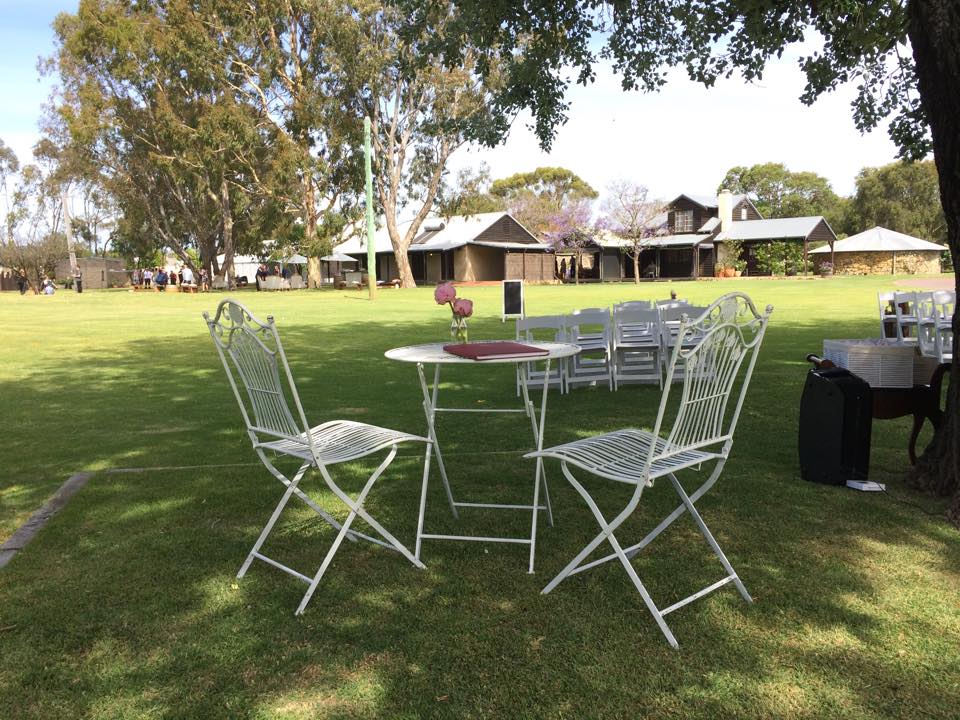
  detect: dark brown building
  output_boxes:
[598,190,836,279]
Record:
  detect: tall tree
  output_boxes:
[207,0,365,287]
[850,160,945,243]
[718,162,843,227]
[490,166,597,238]
[601,180,666,283]
[317,2,508,288]
[0,159,69,291]
[401,0,960,524]
[49,0,288,282]
[0,138,19,242]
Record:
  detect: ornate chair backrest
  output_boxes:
[647,293,773,472]
[203,300,312,450]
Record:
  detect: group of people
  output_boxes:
[132,265,208,292]
[14,270,79,296]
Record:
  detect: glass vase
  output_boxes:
[450,315,468,344]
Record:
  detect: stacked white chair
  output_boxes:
[658,304,709,382]
[204,300,430,615]
[516,315,568,394]
[615,299,653,311]
[565,308,614,390]
[892,291,919,344]
[612,306,661,389]
[877,291,897,339]
[917,290,955,363]
[526,292,773,649]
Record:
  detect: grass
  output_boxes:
[0,277,958,719]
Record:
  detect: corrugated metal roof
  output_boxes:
[333,212,544,255]
[809,226,945,254]
[719,216,825,241]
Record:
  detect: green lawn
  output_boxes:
[0,278,957,719]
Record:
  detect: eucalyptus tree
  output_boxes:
[717,163,844,230]
[0,139,19,242]
[399,0,960,521]
[205,0,366,286]
[49,0,285,281]
[490,166,598,239]
[320,1,509,287]
[850,160,945,243]
[0,161,69,291]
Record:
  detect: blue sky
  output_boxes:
[1,2,901,202]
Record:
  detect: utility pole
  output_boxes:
[364,116,377,300]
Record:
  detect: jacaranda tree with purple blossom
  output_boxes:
[545,199,598,285]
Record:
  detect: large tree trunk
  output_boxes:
[907,0,960,524]
[633,250,640,283]
[220,178,235,288]
[304,177,322,289]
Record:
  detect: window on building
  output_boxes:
[675,210,693,233]
[740,207,747,220]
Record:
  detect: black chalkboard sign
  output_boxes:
[502,280,524,320]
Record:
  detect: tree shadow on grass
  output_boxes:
[0,313,958,718]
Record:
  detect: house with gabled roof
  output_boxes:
[596,190,836,278]
[333,211,553,284]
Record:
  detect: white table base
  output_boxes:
[413,360,554,573]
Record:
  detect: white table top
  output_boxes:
[385,341,580,365]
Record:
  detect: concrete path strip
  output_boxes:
[0,472,93,569]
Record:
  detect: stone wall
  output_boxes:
[821,250,942,275]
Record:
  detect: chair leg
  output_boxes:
[297,448,424,615]
[238,473,302,579]
[544,465,678,648]
[668,474,752,604]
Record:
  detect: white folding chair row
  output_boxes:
[612,306,661,389]
[566,308,614,390]
[916,290,955,363]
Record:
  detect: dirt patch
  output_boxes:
[893,275,955,290]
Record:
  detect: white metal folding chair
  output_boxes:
[612,306,661,389]
[527,293,773,649]
[893,291,919,344]
[516,315,568,395]
[917,290,954,363]
[656,298,688,307]
[566,308,614,390]
[204,299,430,615]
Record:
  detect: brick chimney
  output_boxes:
[717,189,733,233]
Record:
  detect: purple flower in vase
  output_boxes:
[434,283,456,305]
[452,298,473,318]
